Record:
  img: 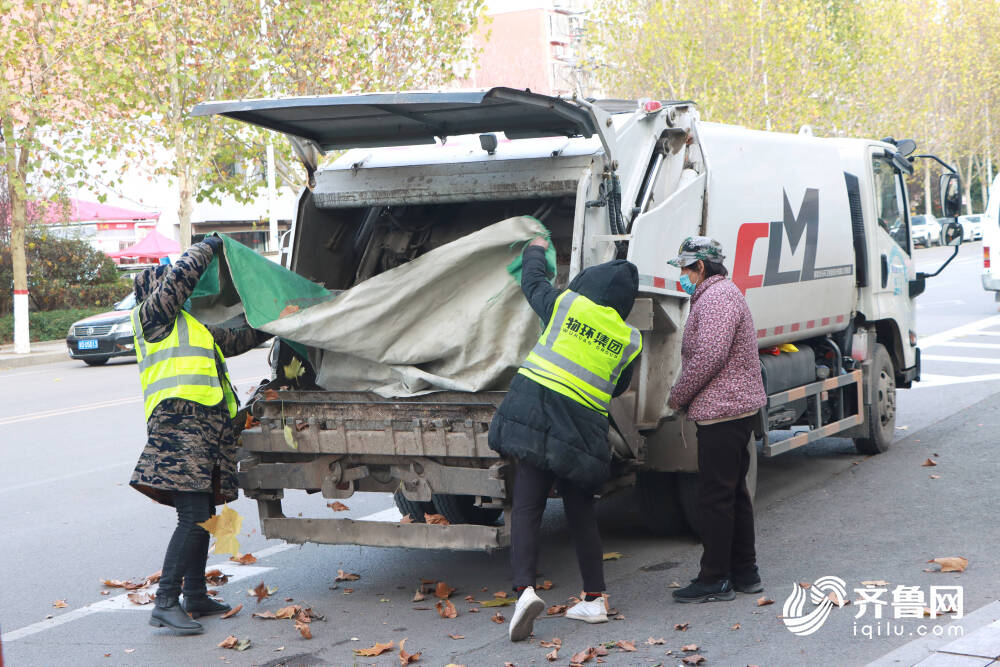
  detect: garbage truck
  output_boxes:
[192,87,963,549]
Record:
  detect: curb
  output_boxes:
[867,600,1000,666]
[0,340,69,371]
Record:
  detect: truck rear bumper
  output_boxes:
[983,274,1000,292]
[259,516,508,551]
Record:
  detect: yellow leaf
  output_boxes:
[603,552,624,560]
[284,425,297,449]
[283,357,305,380]
[198,505,243,556]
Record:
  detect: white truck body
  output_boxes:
[981,173,1000,295]
[192,88,957,549]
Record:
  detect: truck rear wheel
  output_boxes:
[393,491,434,523]
[853,343,896,455]
[636,471,688,536]
[431,494,503,526]
[676,434,759,541]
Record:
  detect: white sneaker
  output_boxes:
[565,598,608,624]
[509,587,545,642]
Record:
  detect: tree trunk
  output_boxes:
[3,115,32,353]
[177,163,194,248]
[924,161,933,215]
[964,157,974,215]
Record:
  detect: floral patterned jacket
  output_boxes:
[668,275,767,421]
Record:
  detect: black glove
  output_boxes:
[203,235,223,254]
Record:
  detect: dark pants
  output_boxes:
[695,416,757,583]
[157,491,215,600]
[510,461,605,593]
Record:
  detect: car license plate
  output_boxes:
[78,339,99,350]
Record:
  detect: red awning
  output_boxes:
[107,229,180,259]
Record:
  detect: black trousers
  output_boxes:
[695,416,757,583]
[510,461,605,593]
[157,491,215,600]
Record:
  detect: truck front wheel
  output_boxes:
[853,343,896,455]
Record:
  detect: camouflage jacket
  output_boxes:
[130,240,271,506]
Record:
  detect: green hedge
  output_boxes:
[0,307,108,345]
[29,279,133,311]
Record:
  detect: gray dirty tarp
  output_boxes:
[262,215,550,397]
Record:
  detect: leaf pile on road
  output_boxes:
[101,570,163,602]
[205,568,229,586]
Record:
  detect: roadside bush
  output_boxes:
[0,231,122,312]
[0,307,106,345]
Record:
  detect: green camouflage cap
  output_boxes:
[667,236,725,267]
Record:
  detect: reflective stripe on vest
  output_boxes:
[131,307,237,420]
[517,291,642,415]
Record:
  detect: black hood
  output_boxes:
[133,265,168,301]
[567,259,639,319]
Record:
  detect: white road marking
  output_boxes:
[0,461,133,494]
[0,376,261,426]
[0,504,397,642]
[932,341,1000,350]
[914,372,1000,389]
[922,354,1000,366]
[920,314,1000,349]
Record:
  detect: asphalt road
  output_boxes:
[1,241,998,667]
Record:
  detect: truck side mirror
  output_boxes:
[943,221,963,246]
[939,173,962,218]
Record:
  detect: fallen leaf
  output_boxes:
[682,655,706,665]
[668,581,682,588]
[613,613,625,620]
[295,619,312,639]
[218,636,238,649]
[468,607,479,613]
[252,610,277,619]
[860,580,890,586]
[922,458,937,467]
[400,514,414,524]
[448,634,464,639]
[827,591,849,607]
[538,580,554,590]
[221,604,242,619]
[127,592,154,605]
[799,582,811,589]
[335,570,361,582]
[464,595,475,602]
[425,513,450,526]
[275,605,301,619]
[285,597,294,602]
[927,557,969,573]
[207,589,219,596]
[569,647,597,665]
[540,638,562,648]
[481,597,516,607]
[594,647,609,657]
[399,638,421,665]
[245,413,260,429]
[546,604,568,615]
[436,599,458,619]
[413,589,426,602]
[283,356,305,379]
[602,552,624,560]
[435,581,456,599]
[681,643,699,651]
[546,648,558,661]
[930,474,941,479]
[327,501,349,511]
[757,596,775,606]
[53,599,68,608]
[263,389,279,401]
[493,590,508,599]
[230,553,257,565]
[615,640,636,651]
[249,582,273,603]
[205,569,229,586]
[674,622,689,631]
[730,623,741,630]
[100,591,109,596]
[198,505,243,556]
[354,641,394,656]
[234,639,251,651]
[124,649,135,654]
[646,637,666,644]
[491,611,505,624]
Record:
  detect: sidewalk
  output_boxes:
[869,602,1000,666]
[0,339,68,371]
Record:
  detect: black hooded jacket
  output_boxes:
[488,245,640,491]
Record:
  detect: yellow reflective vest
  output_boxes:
[131,307,238,421]
[518,291,642,415]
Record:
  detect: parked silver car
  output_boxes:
[910,214,939,247]
[957,214,982,241]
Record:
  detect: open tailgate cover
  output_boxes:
[190,87,599,151]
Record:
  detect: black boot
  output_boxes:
[182,593,231,618]
[150,595,204,634]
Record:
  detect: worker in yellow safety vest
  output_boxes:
[128,236,271,635]
[489,236,642,641]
